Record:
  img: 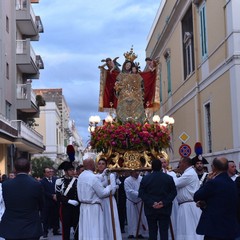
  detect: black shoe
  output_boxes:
[128,235,134,239]
[121,229,126,233]
[53,231,62,235]
[136,235,144,239]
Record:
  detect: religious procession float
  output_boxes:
[88,47,174,171]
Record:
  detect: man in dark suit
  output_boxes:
[40,167,61,238]
[194,157,239,240]
[0,157,43,240]
[56,161,79,240]
[139,158,177,240]
[116,171,127,233]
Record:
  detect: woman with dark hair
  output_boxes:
[114,60,145,123]
[96,159,122,240]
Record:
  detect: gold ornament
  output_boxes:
[123,46,138,62]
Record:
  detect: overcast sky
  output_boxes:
[32,1,160,146]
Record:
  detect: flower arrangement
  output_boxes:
[90,121,171,153]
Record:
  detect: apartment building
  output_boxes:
[0,0,44,174]
[33,89,84,165]
[147,0,240,167]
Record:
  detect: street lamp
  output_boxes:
[152,115,175,130]
[88,115,101,132]
[152,115,161,123]
[105,115,113,123]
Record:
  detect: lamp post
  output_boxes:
[88,115,101,132]
[152,114,161,123]
[152,115,175,131]
[105,115,113,123]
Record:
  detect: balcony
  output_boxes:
[10,120,45,153]
[15,0,44,39]
[0,114,18,144]
[16,82,39,115]
[16,39,44,78]
[63,121,72,137]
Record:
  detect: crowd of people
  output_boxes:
[0,154,240,240]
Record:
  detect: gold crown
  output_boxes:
[123,46,138,62]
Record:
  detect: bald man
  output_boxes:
[77,158,114,240]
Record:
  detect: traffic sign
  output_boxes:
[179,132,190,143]
[179,144,191,157]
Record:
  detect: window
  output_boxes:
[166,58,171,95]
[182,7,195,79]
[5,101,11,120]
[164,49,171,95]
[204,102,212,153]
[159,67,163,103]
[184,34,194,76]
[6,62,9,79]
[199,2,208,59]
[6,16,9,33]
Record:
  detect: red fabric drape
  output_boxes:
[140,71,156,108]
[103,70,156,109]
[103,71,118,109]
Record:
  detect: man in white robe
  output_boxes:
[124,171,148,239]
[77,158,114,240]
[174,157,203,240]
[0,183,5,240]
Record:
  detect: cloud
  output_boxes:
[32,0,160,145]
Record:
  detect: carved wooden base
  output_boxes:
[96,147,167,171]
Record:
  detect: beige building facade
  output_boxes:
[0,0,44,175]
[147,0,240,167]
[33,89,84,165]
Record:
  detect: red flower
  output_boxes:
[90,121,171,152]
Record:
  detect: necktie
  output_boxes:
[48,178,52,183]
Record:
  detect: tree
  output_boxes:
[31,156,54,178]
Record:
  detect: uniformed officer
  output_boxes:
[55,161,79,240]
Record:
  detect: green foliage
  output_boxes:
[31,156,54,178]
[36,94,46,106]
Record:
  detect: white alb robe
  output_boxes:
[174,167,203,240]
[0,183,5,240]
[77,170,112,240]
[97,173,122,240]
[124,175,148,237]
[166,170,178,240]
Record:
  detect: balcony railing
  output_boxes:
[17,84,27,100]
[16,0,36,25]
[16,39,37,61]
[16,82,38,112]
[16,39,43,76]
[0,114,18,138]
[15,0,42,38]
[36,16,44,33]
[17,83,37,103]
[10,120,44,148]
[15,0,27,10]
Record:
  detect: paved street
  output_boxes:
[40,227,148,240]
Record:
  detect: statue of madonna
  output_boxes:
[114,61,146,123]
